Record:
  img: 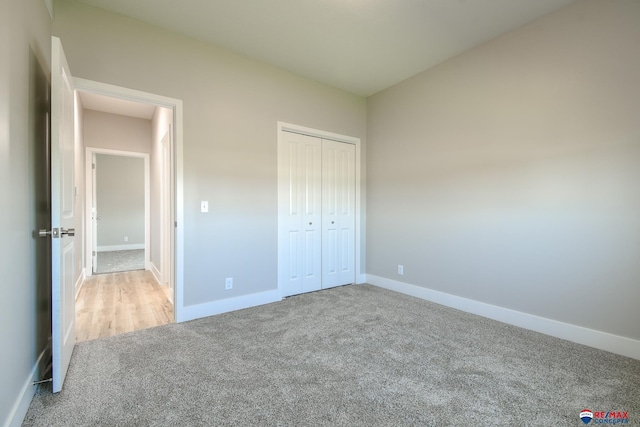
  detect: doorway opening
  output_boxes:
[74,79,183,340]
[91,150,148,275]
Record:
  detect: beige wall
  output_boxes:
[367,0,640,340]
[83,109,152,154]
[0,0,52,424]
[53,0,367,306]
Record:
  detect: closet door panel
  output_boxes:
[279,133,321,297]
[322,140,356,288]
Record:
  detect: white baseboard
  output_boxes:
[178,290,281,323]
[4,350,46,427]
[147,264,174,304]
[97,244,144,252]
[149,262,162,285]
[367,275,640,361]
[74,269,86,301]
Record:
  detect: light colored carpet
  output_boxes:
[24,284,639,426]
[95,249,144,274]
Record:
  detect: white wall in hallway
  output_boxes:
[95,154,145,249]
[83,109,152,154]
[150,106,173,284]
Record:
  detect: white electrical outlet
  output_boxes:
[225,277,233,290]
[397,264,404,275]
[124,236,129,242]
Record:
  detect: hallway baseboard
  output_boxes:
[149,262,161,285]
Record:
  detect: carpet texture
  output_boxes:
[24,284,639,426]
[95,249,145,274]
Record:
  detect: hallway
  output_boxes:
[76,270,173,342]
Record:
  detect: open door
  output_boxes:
[49,36,76,393]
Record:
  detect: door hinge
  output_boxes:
[92,163,96,170]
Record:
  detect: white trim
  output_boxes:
[279,122,361,145]
[3,350,46,427]
[367,275,640,360]
[74,77,184,323]
[74,269,85,301]
[74,78,180,109]
[180,290,281,323]
[173,100,184,322]
[276,122,364,297]
[96,244,145,252]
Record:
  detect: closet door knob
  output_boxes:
[309,222,312,225]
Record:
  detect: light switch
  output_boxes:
[200,201,209,213]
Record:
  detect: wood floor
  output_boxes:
[76,270,174,342]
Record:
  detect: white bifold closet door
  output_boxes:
[321,139,356,289]
[279,131,355,297]
[279,132,323,296]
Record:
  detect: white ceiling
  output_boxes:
[76,0,575,96]
[79,91,156,120]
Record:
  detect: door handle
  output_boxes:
[39,229,54,238]
[38,228,75,238]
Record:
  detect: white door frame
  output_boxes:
[85,148,150,272]
[277,121,364,298]
[75,77,185,322]
[160,128,174,300]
